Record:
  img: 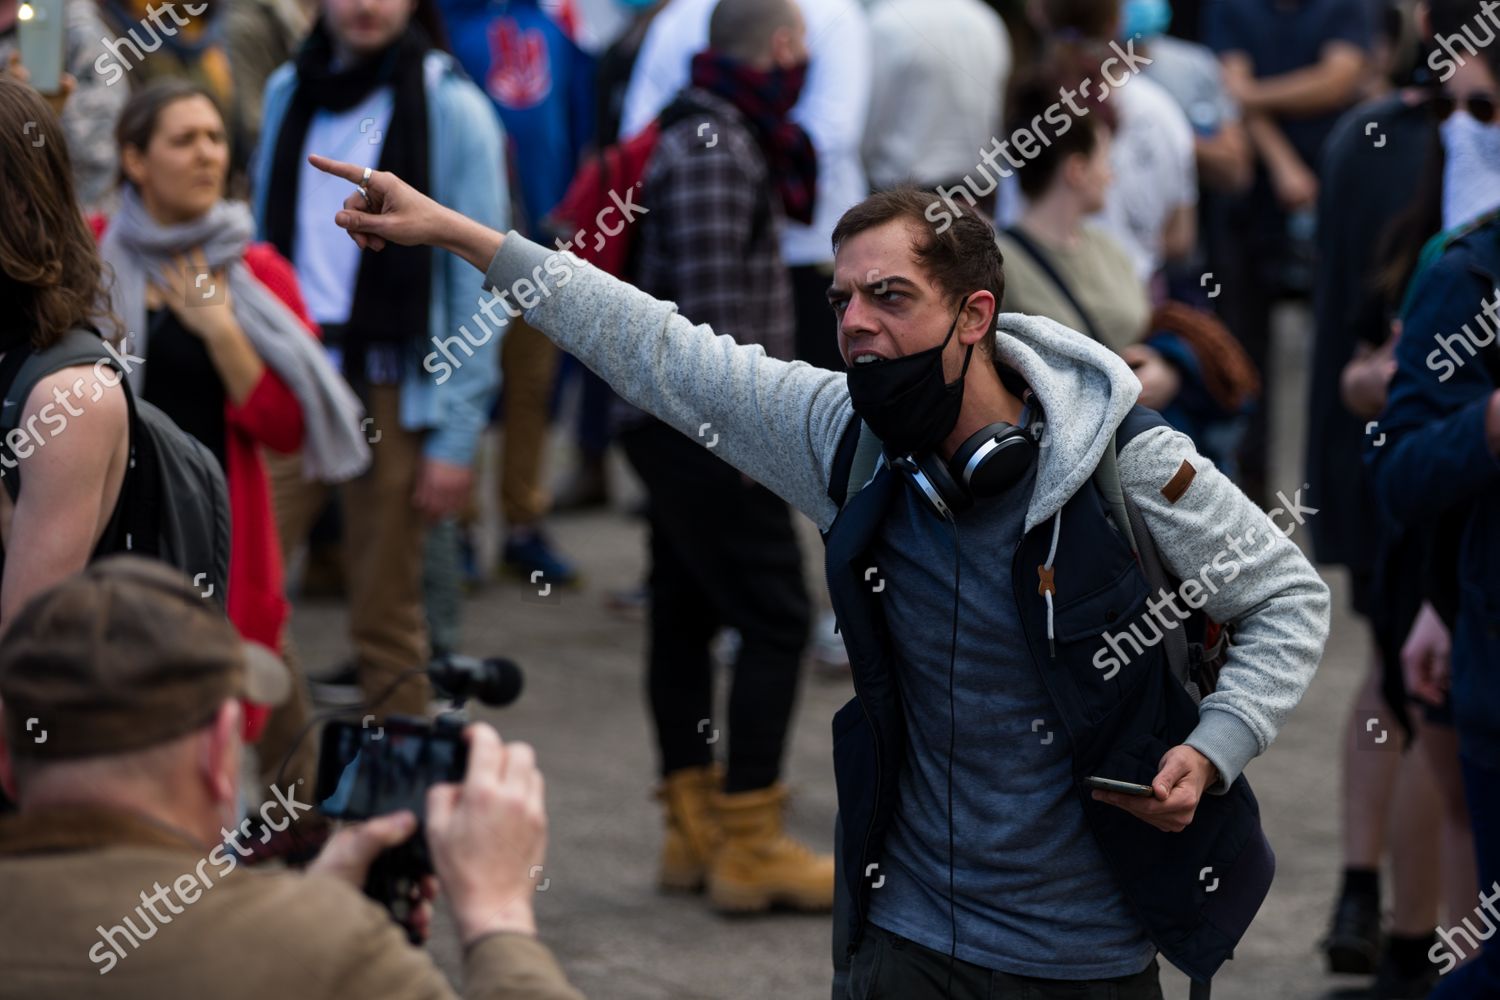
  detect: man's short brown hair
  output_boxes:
[830,188,1007,351]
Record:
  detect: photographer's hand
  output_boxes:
[308,811,440,941]
[426,724,547,944]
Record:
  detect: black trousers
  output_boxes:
[849,924,1165,1000]
[619,421,811,793]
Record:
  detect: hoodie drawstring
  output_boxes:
[1038,510,1062,657]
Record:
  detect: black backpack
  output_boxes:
[0,329,231,604]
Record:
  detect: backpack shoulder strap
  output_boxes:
[1002,227,1105,345]
[827,416,885,511]
[0,330,123,503]
[0,329,113,433]
[1095,406,1196,695]
[1091,405,1166,554]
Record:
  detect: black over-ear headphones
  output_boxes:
[890,404,1042,521]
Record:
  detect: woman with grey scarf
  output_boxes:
[98,78,368,711]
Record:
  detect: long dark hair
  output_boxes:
[1374,128,1443,308]
[0,80,117,349]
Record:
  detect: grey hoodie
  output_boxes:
[480,234,1330,789]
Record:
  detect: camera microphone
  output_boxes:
[428,654,524,707]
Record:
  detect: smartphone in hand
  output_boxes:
[1083,775,1156,798]
[16,0,66,95]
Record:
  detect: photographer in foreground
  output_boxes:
[313,151,1330,997]
[0,558,582,1000]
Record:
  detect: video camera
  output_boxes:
[312,654,523,940]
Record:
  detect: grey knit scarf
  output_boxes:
[100,189,371,483]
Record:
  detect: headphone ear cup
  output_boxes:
[964,435,1036,497]
[892,452,969,519]
[917,452,970,515]
[950,423,1037,500]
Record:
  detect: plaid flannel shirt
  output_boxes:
[615,87,795,431]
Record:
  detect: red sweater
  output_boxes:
[220,244,313,654]
[91,220,314,671]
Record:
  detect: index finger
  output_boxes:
[463,722,505,785]
[308,153,368,185]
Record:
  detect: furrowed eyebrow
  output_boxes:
[826,274,918,302]
[861,275,916,294]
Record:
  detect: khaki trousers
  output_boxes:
[258,386,431,788]
[499,318,559,527]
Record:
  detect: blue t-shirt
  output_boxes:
[1203,0,1372,170]
[865,465,1155,978]
[442,0,596,238]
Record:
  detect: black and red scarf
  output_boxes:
[689,50,818,225]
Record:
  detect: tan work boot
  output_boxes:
[655,765,724,892]
[707,784,835,913]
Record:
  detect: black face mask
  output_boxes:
[845,295,975,458]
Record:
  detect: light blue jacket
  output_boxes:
[251,51,508,467]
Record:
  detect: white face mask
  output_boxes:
[1441,110,1500,232]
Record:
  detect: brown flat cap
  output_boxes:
[0,557,289,760]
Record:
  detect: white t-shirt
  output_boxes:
[1094,74,1197,281]
[293,87,394,327]
[862,0,1011,191]
[618,0,872,266]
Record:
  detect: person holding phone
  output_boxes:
[311,156,1330,996]
[98,77,371,759]
[0,0,128,212]
[0,557,584,999]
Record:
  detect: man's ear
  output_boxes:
[769,25,796,69]
[199,699,241,808]
[0,713,16,803]
[957,290,997,349]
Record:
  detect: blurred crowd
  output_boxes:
[0,0,1498,996]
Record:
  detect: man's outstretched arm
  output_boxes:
[309,155,853,530]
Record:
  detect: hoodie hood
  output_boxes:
[994,311,1142,533]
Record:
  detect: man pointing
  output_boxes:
[310,134,1327,997]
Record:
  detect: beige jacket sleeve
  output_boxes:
[298,876,584,1000]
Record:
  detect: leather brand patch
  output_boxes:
[1161,460,1196,503]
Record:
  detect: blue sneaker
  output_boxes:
[502,529,580,588]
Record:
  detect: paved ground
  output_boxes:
[285,303,1399,999]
